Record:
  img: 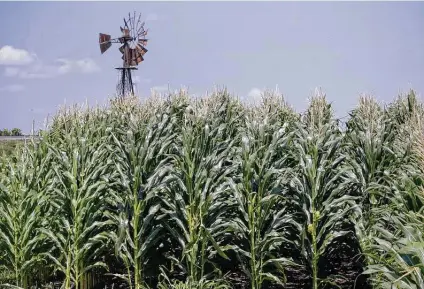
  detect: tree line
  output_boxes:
[0,128,23,136]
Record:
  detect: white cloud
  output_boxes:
[0,46,99,77]
[20,71,55,79]
[75,58,100,73]
[57,59,73,75]
[0,46,35,65]
[4,57,100,79]
[0,84,24,92]
[22,63,60,79]
[5,62,60,79]
[57,58,100,74]
[146,13,159,21]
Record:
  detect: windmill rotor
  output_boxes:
[98,11,150,98]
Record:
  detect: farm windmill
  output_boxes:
[99,12,149,98]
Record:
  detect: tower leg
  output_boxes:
[115,67,137,98]
[121,68,126,98]
[127,68,134,95]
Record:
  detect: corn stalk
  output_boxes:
[39,108,116,289]
[156,94,237,288]
[107,100,176,289]
[288,95,360,288]
[229,94,300,288]
[0,144,52,288]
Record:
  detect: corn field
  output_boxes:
[0,89,423,289]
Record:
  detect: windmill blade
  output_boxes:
[122,53,130,64]
[123,48,134,66]
[119,45,125,54]
[130,49,138,66]
[138,39,149,46]
[124,48,144,66]
[131,11,136,38]
[138,30,147,38]
[127,13,132,30]
[133,11,136,28]
[135,14,142,33]
[120,46,131,65]
[135,54,144,64]
[137,22,145,35]
[136,43,148,55]
[134,50,144,64]
[99,33,112,54]
[122,54,132,67]
[128,12,134,37]
[132,12,138,39]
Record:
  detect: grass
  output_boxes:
[0,88,423,289]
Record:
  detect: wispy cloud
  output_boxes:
[4,63,59,79]
[3,57,100,79]
[0,84,25,92]
[76,59,100,73]
[0,46,35,66]
[21,62,62,79]
[57,58,100,74]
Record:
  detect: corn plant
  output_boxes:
[157,277,233,289]
[344,96,399,242]
[107,101,177,289]
[228,94,300,289]
[0,143,53,288]
[39,109,117,289]
[1,88,424,289]
[286,95,360,289]
[360,92,424,289]
[345,95,423,288]
[362,211,424,289]
[155,94,238,288]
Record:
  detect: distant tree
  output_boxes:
[11,128,22,136]
[2,129,10,136]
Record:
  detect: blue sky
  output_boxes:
[0,1,423,132]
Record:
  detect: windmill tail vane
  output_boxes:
[99,12,149,98]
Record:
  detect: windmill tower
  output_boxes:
[99,12,149,98]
